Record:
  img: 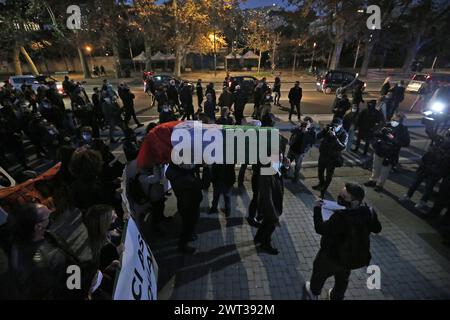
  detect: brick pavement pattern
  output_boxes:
[151,164,450,300]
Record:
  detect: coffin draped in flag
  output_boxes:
[137,121,281,169]
[137,121,182,169]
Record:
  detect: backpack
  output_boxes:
[337,207,374,270]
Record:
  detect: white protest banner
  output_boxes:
[113,217,158,300]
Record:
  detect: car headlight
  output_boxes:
[431,102,445,113]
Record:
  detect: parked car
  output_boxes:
[406,73,429,93]
[407,73,450,93]
[8,75,65,96]
[316,70,366,94]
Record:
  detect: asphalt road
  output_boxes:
[77,83,419,118]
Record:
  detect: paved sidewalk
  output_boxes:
[149,165,450,300]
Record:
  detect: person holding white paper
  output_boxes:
[304,183,382,300]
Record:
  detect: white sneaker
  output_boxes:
[304,281,319,300]
[415,200,427,209]
[399,194,410,202]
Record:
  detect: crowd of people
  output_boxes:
[0,71,449,301]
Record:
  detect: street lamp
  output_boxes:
[310,42,317,70]
[85,45,93,70]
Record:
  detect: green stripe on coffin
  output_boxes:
[171,121,281,165]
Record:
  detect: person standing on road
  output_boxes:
[352,83,364,108]
[287,117,316,183]
[91,87,105,134]
[101,81,124,144]
[253,80,263,119]
[205,82,216,105]
[364,113,410,192]
[167,80,180,109]
[119,84,143,128]
[232,85,247,125]
[380,77,391,96]
[180,83,195,120]
[203,93,216,122]
[332,94,351,120]
[343,105,360,152]
[273,76,281,107]
[353,100,385,156]
[218,86,233,109]
[196,79,204,111]
[312,118,348,198]
[288,81,302,121]
[304,183,382,300]
[388,81,405,120]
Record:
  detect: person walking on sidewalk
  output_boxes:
[287,117,316,183]
[364,113,410,192]
[304,183,382,300]
[288,81,302,121]
[312,118,348,198]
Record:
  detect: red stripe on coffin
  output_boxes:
[137,121,182,169]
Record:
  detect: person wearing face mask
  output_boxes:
[79,126,94,147]
[304,183,382,300]
[312,118,348,198]
[254,155,288,255]
[353,100,385,156]
[343,105,359,152]
[287,117,316,183]
[364,113,410,192]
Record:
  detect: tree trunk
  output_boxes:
[329,40,343,70]
[327,46,333,69]
[144,35,153,71]
[174,45,182,77]
[112,41,121,78]
[20,47,39,75]
[360,40,374,76]
[257,51,262,75]
[401,35,422,73]
[77,46,91,79]
[13,46,22,75]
